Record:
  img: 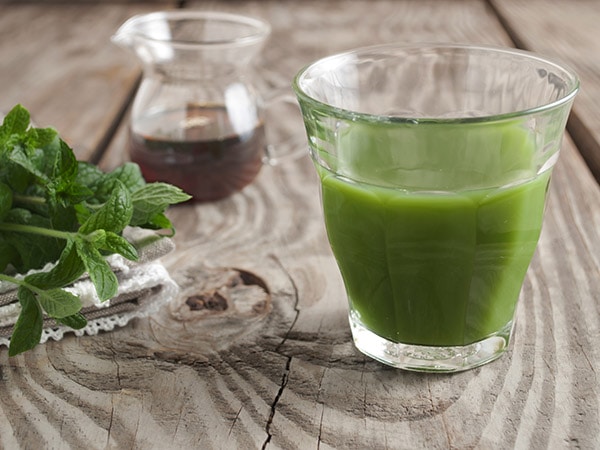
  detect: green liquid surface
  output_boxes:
[317,122,550,346]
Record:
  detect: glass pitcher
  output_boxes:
[112,11,277,202]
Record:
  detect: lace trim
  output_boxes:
[0,263,178,348]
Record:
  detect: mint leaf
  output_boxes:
[56,312,87,329]
[107,162,146,193]
[85,163,145,205]
[0,239,18,272]
[3,208,65,271]
[26,133,62,183]
[130,183,191,226]
[102,231,138,261]
[73,202,93,225]
[63,182,93,205]
[37,288,81,319]
[25,240,85,289]
[0,104,30,143]
[26,127,58,150]
[9,287,43,356]
[76,161,104,189]
[75,237,118,301]
[1,104,186,355]
[48,203,78,235]
[79,180,132,234]
[8,145,46,183]
[2,163,35,195]
[0,182,13,219]
[146,212,174,233]
[50,139,78,192]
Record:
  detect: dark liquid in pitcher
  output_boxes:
[129,104,266,202]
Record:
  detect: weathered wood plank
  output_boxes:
[0,2,174,161]
[101,0,517,171]
[1,1,599,449]
[100,0,599,448]
[490,0,600,182]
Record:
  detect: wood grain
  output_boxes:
[1,1,599,449]
[490,0,600,181]
[0,2,174,161]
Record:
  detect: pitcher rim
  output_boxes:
[292,43,580,124]
[114,10,271,49]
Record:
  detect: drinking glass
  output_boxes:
[293,44,579,372]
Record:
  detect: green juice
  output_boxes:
[315,121,551,347]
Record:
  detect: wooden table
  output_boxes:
[1,1,599,448]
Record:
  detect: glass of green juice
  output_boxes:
[293,44,579,372]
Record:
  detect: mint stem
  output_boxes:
[0,222,73,240]
[0,273,32,290]
[12,194,46,206]
[0,273,53,298]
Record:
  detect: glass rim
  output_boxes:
[293,43,580,124]
[116,10,271,50]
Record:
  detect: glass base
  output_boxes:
[349,312,513,373]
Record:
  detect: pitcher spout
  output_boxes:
[110,13,141,51]
[112,11,271,71]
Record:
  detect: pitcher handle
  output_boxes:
[262,90,307,166]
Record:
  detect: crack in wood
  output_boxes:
[317,403,325,449]
[269,254,301,353]
[106,396,115,448]
[228,405,243,438]
[109,335,122,388]
[261,254,300,448]
[262,355,292,450]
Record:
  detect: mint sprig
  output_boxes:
[0,104,191,356]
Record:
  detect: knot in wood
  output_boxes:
[170,267,272,322]
[185,292,228,311]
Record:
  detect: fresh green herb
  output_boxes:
[0,104,191,356]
